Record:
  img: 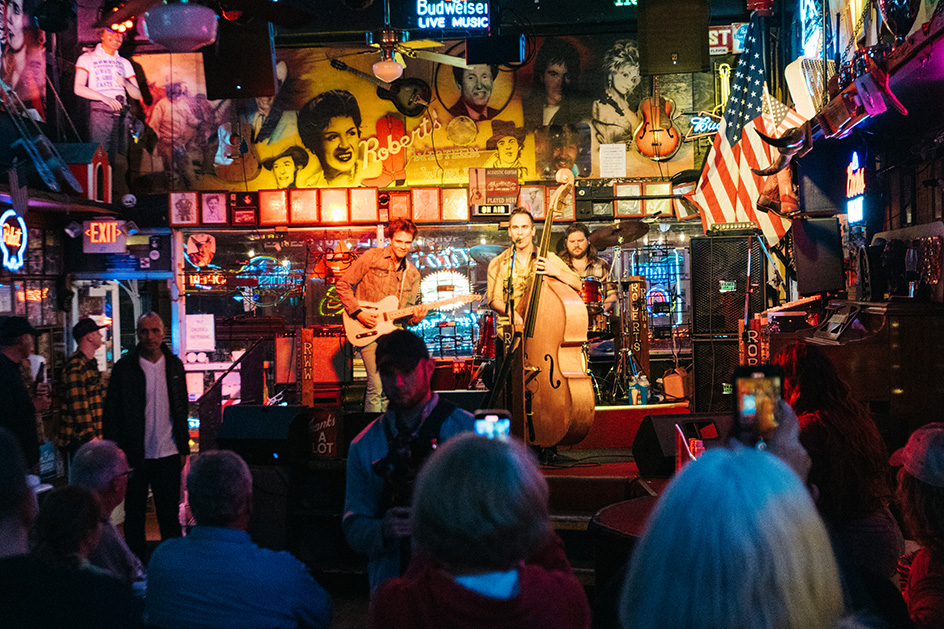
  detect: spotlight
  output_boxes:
[65,221,82,238]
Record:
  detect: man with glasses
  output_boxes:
[71,440,146,594]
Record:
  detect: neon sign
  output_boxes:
[685,112,722,141]
[846,152,866,223]
[0,209,27,272]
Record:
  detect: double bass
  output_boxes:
[518,169,595,447]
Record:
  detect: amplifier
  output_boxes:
[706,221,760,236]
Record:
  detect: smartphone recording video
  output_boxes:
[732,365,782,447]
[474,409,512,441]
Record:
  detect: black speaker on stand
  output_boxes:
[637,0,710,75]
[202,21,277,100]
[692,337,739,412]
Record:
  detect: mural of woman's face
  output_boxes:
[319,116,359,176]
[495,136,520,165]
[612,62,640,97]
[272,156,297,188]
[5,0,25,52]
[543,62,568,106]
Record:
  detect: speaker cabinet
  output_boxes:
[690,236,766,336]
[309,334,353,384]
[218,405,311,465]
[638,0,710,75]
[632,412,731,477]
[792,217,845,296]
[692,338,739,413]
[202,21,277,100]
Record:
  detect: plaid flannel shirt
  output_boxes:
[58,351,104,449]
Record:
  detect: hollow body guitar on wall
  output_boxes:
[343,294,481,346]
[330,59,431,118]
[634,75,682,161]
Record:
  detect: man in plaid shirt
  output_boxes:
[58,318,108,457]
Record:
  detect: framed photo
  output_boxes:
[545,186,574,221]
[614,182,643,217]
[349,188,379,223]
[411,187,440,222]
[169,192,199,226]
[519,186,545,219]
[441,188,469,221]
[388,191,411,220]
[201,192,228,225]
[320,189,349,223]
[259,189,289,225]
[229,191,258,225]
[676,196,703,221]
[645,182,673,218]
[289,189,319,224]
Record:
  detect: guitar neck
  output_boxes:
[652,76,661,128]
[331,61,386,90]
[387,296,473,321]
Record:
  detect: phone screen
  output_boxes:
[474,412,512,440]
[735,370,781,444]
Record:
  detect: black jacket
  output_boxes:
[102,343,190,465]
[0,353,38,468]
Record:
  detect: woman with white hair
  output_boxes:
[621,446,845,629]
[370,433,590,628]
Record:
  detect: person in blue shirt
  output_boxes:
[343,329,475,594]
[146,450,332,629]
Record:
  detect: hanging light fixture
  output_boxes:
[144,2,218,52]
[372,48,403,83]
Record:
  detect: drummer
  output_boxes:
[487,208,581,325]
[558,223,617,314]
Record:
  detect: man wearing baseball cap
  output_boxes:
[891,423,944,628]
[0,316,43,471]
[58,318,108,459]
[342,329,475,594]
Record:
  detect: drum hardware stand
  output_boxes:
[605,237,641,403]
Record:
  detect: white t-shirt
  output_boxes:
[139,355,179,460]
[76,43,134,101]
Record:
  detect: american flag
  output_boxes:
[690,15,807,245]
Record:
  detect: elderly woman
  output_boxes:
[621,446,845,629]
[370,433,590,628]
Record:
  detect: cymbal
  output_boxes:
[470,244,505,264]
[588,220,649,249]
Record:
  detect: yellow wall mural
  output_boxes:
[129,35,707,195]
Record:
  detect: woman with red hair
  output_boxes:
[774,342,905,583]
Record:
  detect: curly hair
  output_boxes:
[386,218,418,240]
[604,40,639,76]
[773,342,892,524]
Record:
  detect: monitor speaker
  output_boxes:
[202,21,277,100]
[218,405,311,464]
[792,217,846,296]
[690,236,766,336]
[692,338,739,412]
[632,413,731,478]
[637,0,710,75]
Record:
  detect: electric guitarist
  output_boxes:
[336,218,429,412]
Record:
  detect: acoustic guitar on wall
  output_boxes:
[633,75,682,161]
[330,59,431,118]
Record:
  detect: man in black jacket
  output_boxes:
[103,312,190,560]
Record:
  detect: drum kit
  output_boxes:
[470,219,650,403]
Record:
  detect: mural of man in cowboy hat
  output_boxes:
[261,146,309,189]
[483,120,527,176]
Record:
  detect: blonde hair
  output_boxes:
[412,433,551,572]
[621,447,844,629]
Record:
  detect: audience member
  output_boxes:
[343,328,475,593]
[58,318,108,459]
[70,439,146,592]
[103,312,190,560]
[32,485,103,570]
[891,422,944,629]
[146,450,332,629]
[774,342,904,581]
[0,427,142,628]
[0,316,46,471]
[620,446,845,629]
[370,433,590,628]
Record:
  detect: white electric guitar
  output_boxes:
[343,294,482,347]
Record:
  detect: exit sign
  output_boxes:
[83,220,128,254]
